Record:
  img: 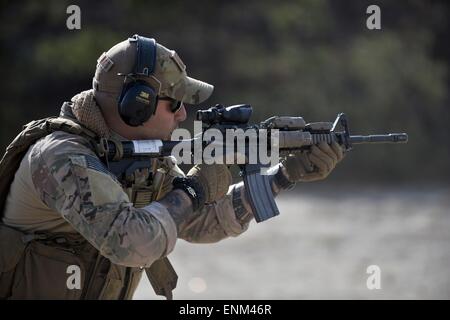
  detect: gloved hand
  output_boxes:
[282,141,344,182]
[187,164,232,203]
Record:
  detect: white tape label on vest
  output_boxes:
[132,140,163,155]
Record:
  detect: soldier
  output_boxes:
[0,35,344,299]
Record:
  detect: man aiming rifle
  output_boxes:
[0,35,404,299]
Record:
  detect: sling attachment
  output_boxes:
[96,137,110,169]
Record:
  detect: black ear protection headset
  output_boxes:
[118,35,159,127]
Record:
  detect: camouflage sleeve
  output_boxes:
[146,158,250,243]
[174,165,286,243]
[30,131,177,268]
[174,183,251,243]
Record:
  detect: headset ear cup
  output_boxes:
[117,35,158,127]
[118,82,157,126]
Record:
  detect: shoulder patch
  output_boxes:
[97,52,114,72]
[84,154,111,176]
[69,154,113,177]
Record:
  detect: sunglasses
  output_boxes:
[158,96,183,113]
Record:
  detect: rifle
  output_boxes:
[97,104,408,223]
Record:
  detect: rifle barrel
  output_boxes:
[349,133,408,144]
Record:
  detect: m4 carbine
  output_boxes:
[98,104,408,223]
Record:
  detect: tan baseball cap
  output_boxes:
[93,36,214,105]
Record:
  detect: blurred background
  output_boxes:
[1,0,449,299]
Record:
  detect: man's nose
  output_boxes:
[175,103,187,122]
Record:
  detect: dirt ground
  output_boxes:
[134,185,450,300]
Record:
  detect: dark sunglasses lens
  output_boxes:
[159,97,182,113]
[171,100,182,113]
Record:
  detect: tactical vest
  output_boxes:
[0,117,177,299]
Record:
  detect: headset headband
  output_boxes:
[129,34,156,76]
